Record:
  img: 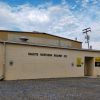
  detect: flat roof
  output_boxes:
[0,30,82,43]
[0,41,100,53]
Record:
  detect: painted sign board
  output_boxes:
[77,57,82,67]
[95,57,100,67]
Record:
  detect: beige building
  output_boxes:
[0,30,100,80]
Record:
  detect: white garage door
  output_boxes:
[5,44,68,80]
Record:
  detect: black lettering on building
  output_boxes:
[64,55,67,58]
[54,54,62,57]
[40,53,52,57]
[28,53,38,56]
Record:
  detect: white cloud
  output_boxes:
[0,1,100,49]
[90,42,100,50]
[0,27,9,30]
[92,0,98,4]
[82,0,89,8]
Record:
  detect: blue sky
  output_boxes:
[0,0,61,6]
[0,0,100,49]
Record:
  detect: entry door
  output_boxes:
[84,57,94,76]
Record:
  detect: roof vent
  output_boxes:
[19,37,29,42]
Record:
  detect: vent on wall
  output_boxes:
[19,37,29,42]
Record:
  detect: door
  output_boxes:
[84,57,94,76]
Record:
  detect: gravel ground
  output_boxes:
[0,77,100,100]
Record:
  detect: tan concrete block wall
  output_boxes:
[0,32,8,40]
[0,43,97,80]
[8,34,59,46]
[8,34,81,49]
[0,31,82,49]
[4,44,87,80]
[60,40,72,47]
[71,41,82,49]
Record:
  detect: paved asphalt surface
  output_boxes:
[0,78,100,100]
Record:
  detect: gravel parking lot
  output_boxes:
[0,77,100,100]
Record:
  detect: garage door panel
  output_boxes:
[5,44,67,80]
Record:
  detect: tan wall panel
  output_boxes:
[0,31,82,49]
[5,45,67,80]
[0,32,8,40]
[5,44,86,80]
[8,34,59,46]
[7,31,58,39]
[4,44,100,80]
[8,33,81,48]
[60,40,72,47]
[71,41,82,49]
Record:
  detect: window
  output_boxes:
[95,62,100,67]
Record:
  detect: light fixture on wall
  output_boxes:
[9,61,14,66]
[71,62,74,67]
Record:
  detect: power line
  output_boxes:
[82,27,91,49]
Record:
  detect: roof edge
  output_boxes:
[0,30,82,43]
[0,41,99,52]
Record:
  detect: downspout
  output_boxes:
[2,42,6,80]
